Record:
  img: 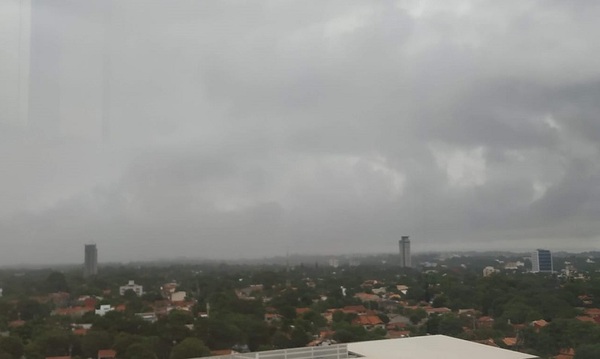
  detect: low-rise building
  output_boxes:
[136,312,158,323]
[97,349,117,359]
[170,291,186,302]
[483,266,497,277]
[203,336,538,359]
[119,280,143,297]
[95,304,114,317]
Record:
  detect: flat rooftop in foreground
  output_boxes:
[202,335,538,359]
[348,336,538,359]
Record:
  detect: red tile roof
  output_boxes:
[475,339,499,347]
[53,306,93,316]
[8,320,25,328]
[98,349,117,358]
[211,349,237,356]
[73,328,88,336]
[353,315,384,326]
[576,316,595,323]
[531,319,549,327]
[342,305,367,313]
[386,330,411,338]
[295,307,311,315]
[584,308,600,317]
[554,348,575,359]
[502,337,517,346]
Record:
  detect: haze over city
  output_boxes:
[1,0,600,265]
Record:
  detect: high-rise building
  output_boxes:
[399,236,411,268]
[531,249,553,273]
[84,244,98,277]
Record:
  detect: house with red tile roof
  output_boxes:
[352,315,384,330]
[531,319,549,330]
[502,337,517,347]
[342,305,368,314]
[475,338,499,347]
[386,330,410,339]
[576,315,595,323]
[264,313,283,324]
[319,330,334,339]
[295,307,311,316]
[354,293,381,303]
[97,349,116,359]
[73,328,88,336]
[584,308,600,317]
[553,348,574,359]
[8,319,25,328]
[476,316,494,328]
[210,349,238,356]
[53,306,93,317]
[425,307,452,315]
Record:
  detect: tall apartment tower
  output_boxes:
[531,249,553,273]
[399,236,411,268]
[84,244,98,277]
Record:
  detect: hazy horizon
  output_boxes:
[1,0,600,265]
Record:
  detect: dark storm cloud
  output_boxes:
[1,0,600,264]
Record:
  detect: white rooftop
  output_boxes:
[203,336,537,359]
[348,336,538,359]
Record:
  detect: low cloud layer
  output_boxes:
[1,0,600,264]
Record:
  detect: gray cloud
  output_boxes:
[1,0,600,264]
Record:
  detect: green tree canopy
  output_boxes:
[169,338,210,359]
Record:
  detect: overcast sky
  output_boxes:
[1,0,600,265]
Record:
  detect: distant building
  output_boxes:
[531,249,553,273]
[170,291,186,302]
[483,266,496,277]
[349,258,361,267]
[97,349,117,359]
[84,244,98,278]
[136,312,158,323]
[399,236,411,268]
[95,304,114,317]
[119,280,143,296]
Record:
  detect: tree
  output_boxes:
[272,331,291,349]
[33,330,72,357]
[196,318,242,350]
[332,311,345,323]
[16,299,49,321]
[575,344,600,359]
[113,333,143,355]
[169,338,210,359]
[81,330,112,358]
[45,272,69,293]
[432,294,448,308]
[289,327,310,348]
[438,314,464,337]
[0,336,24,359]
[124,343,159,359]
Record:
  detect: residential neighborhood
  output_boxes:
[1,252,600,358]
